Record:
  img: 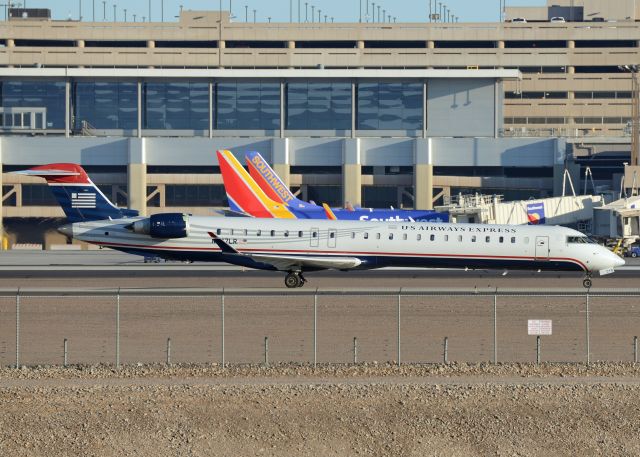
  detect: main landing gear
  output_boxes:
[583,274,592,289]
[285,271,307,288]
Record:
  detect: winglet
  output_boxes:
[322,203,338,221]
[207,231,240,254]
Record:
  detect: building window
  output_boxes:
[216,82,280,130]
[307,185,342,207]
[21,184,58,206]
[286,82,351,130]
[362,186,397,208]
[74,82,138,130]
[165,185,225,206]
[144,82,209,130]
[357,82,423,130]
[1,81,66,129]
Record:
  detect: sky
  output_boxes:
[24,0,546,23]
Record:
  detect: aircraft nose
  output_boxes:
[614,255,626,268]
[57,223,73,238]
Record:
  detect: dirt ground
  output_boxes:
[1,363,640,457]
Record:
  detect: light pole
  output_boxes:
[92,0,95,21]
[305,2,307,22]
[245,4,247,22]
[253,8,256,22]
[372,2,375,21]
[102,0,106,20]
[298,0,300,22]
[79,0,82,21]
[318,9,321,22]
[123,8,126,21]
[113,3,116,22]
[382,9,385,22]
[311,5,314,22]
[377,5,380,22]
[359,0,362,22]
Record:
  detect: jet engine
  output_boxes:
[128,213,190,239]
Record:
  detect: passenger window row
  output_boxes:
[215,228,529,245]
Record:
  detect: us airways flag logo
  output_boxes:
[71,192,96,208]
[527,202,546,225]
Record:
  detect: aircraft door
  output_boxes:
[328,229,337,248]
[535,236,550,260]
[310,227,319,248]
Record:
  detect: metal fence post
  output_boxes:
[15,289,20,369]
[634,336,638,363]
[493,290,498,364]
[264,336,269,367]
[353,337,358,364]
[585,291,590,365]
[166,338,172,364]
[313,289,318,368]
[63,338,68,367]
[115,288,120,368]
[221,289,225,366]
[443,337,448,364]
[397,290,401,367]
[536,336,541,364]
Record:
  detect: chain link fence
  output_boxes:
[1,288,640,367]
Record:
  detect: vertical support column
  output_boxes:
[65,80,71,138]
[287,41,295,69]
[343,138,362,207]
[128,138,148,216]
[414,138,434,210]
[272,138,291,188]
[218,40,226,69]
[137,80,143,138]
[209,81,214,139]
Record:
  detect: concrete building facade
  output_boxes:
[0,2,623,244]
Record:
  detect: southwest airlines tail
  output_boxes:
[245,151,318,210]
[216,150,296,219]
[13,163,138,223]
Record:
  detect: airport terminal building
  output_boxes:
[0,0,635,245]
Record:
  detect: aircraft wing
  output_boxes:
[207,232,362,271]
[250,254,362,271]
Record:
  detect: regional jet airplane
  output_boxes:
[15,163,624,288]
[217,150,448,222]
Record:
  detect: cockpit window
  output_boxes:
[567,236,596,244]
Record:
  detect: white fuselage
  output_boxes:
[65,216,624,274]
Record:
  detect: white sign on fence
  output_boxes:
[528,320,552,336]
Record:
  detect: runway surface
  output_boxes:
[0,249,638,289]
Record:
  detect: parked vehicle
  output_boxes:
[625,246,640,258]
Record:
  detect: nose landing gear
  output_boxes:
[582,275,592,289]
[285,271,307,288]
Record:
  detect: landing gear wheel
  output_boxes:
[583,278,592,289]
[285,272,303,289]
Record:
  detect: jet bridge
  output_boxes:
[437,193,603,230]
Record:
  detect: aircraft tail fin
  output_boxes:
[216,150,296,219]
[12,163,138,223]
[245,151,318,209]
